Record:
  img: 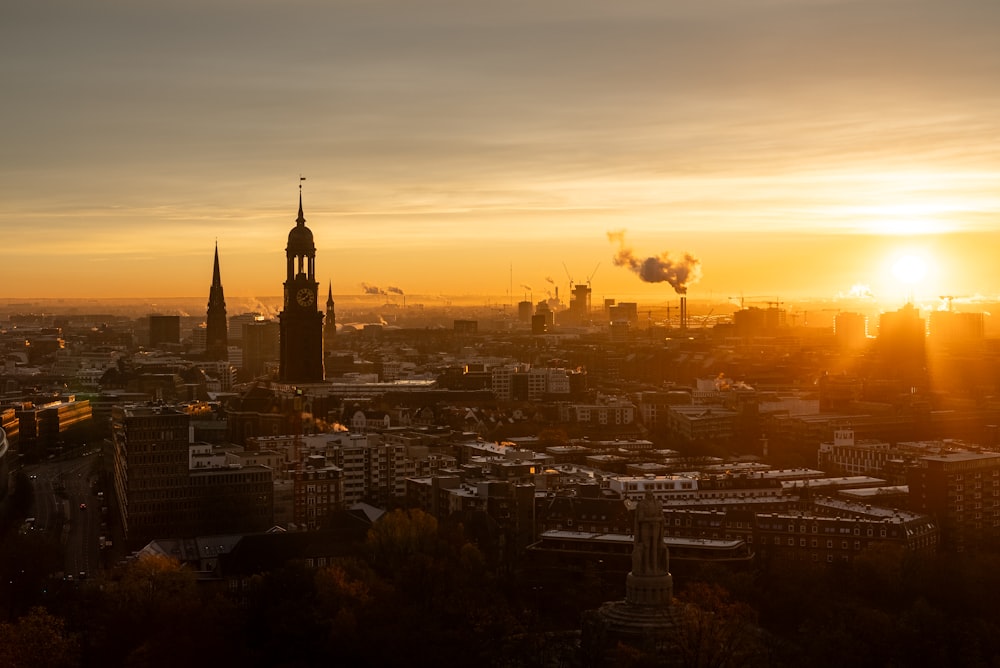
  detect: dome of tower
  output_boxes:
[286,223,315,254]
[286,192,316,254]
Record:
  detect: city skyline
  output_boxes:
[4,0,1000,303]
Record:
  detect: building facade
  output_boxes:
[907,451,1000,552]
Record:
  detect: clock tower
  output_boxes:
[278,187,325,382]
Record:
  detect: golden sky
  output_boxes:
[3,0,999,306]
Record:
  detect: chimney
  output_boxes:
[680,296,688,329]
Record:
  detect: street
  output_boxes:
[23,449,106,580]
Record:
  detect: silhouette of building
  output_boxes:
[205,243,229,361]
[907,451,1000,553]
[565,282,592,325]
[278,189,325,382]
[324,281,336,351]
[112,404,273,546]
[242,319,280,381]
[929,310,985,347]
[876,303,926,386]
[453,319,478,335]
[517,300,533,323]
[148,314,180,348]
[834,311,868,349]
[111,405,191,543]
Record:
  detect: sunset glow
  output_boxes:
[2,1,999,304]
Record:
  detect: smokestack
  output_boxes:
[680,296,687,330]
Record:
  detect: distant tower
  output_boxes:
[324,281,337,351]
[278,185,325,382]
[569,283,592,323]
[205,242,229,361]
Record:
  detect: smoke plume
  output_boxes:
[387,286,404,295]
[607,229,701,295]
[361,282,385,295]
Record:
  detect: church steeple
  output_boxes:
[212,242,223,286]
[279,180,324,382]
[325,280,336,350]
[205,242,228,361]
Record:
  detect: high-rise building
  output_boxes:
[834,311,868,350]
[565,282,592,324]
[148,314,180,348]
[907,451,1000,553]
[205,243,229,361]
[112,404,273,546]
[278,189,325,382]
[111,405,191,543]
[242,319,280,381]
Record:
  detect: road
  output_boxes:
[23,449,106,580]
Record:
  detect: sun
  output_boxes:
[891,253,928,285]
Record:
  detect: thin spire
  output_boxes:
[212,241,222,287]
[327,280,334,305]
[297,176,306,225]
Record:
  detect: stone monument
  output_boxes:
[580,491,685,665]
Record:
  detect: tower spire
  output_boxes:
[212,240,222,287]
[297,176,306,226]
[325,280,337,350]
[205,243,229,361]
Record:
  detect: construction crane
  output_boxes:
[728,295,780,310]
[587,262,601,287]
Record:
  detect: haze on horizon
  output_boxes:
[3,0,1000,306]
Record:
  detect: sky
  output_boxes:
[3,0,1000,307]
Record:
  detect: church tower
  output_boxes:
[205,242,229,361]
[278,186,325,382]
[324,281,336,351]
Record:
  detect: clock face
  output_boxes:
[296,288,315,307]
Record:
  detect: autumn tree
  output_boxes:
[0,606,80,668]
[675,582,767,668]
[366,508,439,574]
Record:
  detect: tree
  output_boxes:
[675,582,767,668]
[0,606,80,668]
[366,508,439,573]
